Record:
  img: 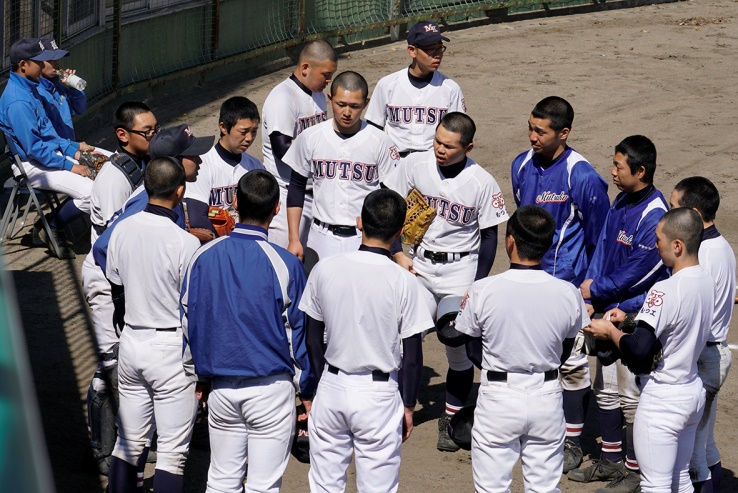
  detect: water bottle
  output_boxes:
[57,70,87,91]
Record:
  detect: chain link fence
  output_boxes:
[2,0,664,102]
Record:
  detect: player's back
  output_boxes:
[467,269,584,373]
[107,210,199,328]
[308,250,428,373]
[699,230,736,342]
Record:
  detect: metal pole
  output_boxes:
[112,0,121,87]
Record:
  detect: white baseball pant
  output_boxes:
[113,327,197,474]
[560,337,591,392]
[413,251,477,371]
[15,158,92,213]
[306,221,362,262]
[593,359,640,424]
[308,367,403,493]
[81,253,119,355]
[472,373,565,493]
[635,377,705,493]
[206,374,296,493]
[268,185,313,249]
[689,342,732,481]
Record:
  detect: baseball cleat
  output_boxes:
[35,220,76,259]
[563,440,584,474]
[436,413,460,452]
[568,458,625,483]
[595,469,641,493]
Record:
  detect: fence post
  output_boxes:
[299,0,306,36]
[211,0,220,61]
[112,0,121,87]
[53,0,63,41]
[389,0,401,41]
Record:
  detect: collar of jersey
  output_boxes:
[289,74,312,96]
[532,146,572,173]
[358,244,391,258]
[702,224,720,241]
[509,263,543,270]
[231,223,268,241]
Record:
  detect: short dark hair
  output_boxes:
[114,101,153,131]
[506,205,556,261]
[11,63,19,72]
[615,135,657,184]
[330,71,369,99]
[298,39,337,64]
[361,189,406,242]
[659,208,703,256]
[219,96,260,134]
[438,112,476,147]
[144,157,185,199]
[236,170,280,223]
[531,96,574,132]
[673,176,719,223]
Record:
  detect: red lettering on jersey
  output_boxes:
[645,290,665,308]
[460,292,469,310]
[390,145,400,162]
[491,192,505,209]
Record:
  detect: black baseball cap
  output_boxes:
[407,21,450,46]
[148,124,213,160]
[9,38,59,64]
[40,38,70,60]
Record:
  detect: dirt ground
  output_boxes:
[4,0,738,491]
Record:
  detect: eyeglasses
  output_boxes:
[128,124,161,139]
[415,44,447,57]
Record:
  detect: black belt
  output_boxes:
[313,218,357,237]
[399,149,422,159]
[487,369,559,382]
[100,350,117,362]
[157,327,177,332]
[706,341,723,346]
[327,364,390,382]
[423,250,471,263]
[306,189,313,196]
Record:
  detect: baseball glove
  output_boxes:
[78,150,108,179]
[402,188,436,246]
[189,228,216,244]
[208,206,236,238]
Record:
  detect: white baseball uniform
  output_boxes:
[184,143,264,221]
[262,76,327,248]
[690,228,735,482]
[365,69,466,153]
[455,266,588,493]
[382,150,508,371]
[283,120,400,260]
[106,207,200,475]
[299,248,433,493]
[632,265,713,492]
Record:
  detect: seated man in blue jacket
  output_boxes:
[0,38,96,258]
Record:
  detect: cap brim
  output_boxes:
[181,136,214,157]
[440,35,450,42]
[29,51,59,62]
[49,49,69,60]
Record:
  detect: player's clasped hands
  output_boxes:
[584,308,627,340]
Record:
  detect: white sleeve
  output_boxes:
[449,82,467,114]
[179,235,201,291]
[381,158,413,197]
[635,285,672,337]
[377,134,401,178]
[365,78,388,126]
[454,286,480,337]
[399,273,435,338]
[92,166,133,226]
[105,228,122,285]
[477,175,509,229]
[282,131,312,178]
[298,268,324,321]
[568,287,590,338]
[264,88,300,138]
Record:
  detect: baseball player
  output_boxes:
[283,71,400,261]
[570,135,668,493]
[365,20,466,157]
[382,112,509,452]
[81,101,158,475]
[0,38,97,259]
[184,96,264,235]
[36,38,87,141]
[301,188,434,493]
[670,177,735,493]
[262,40,338,248]
[456,205,589,493]
[585,207,712,493]
[181,169,315,493]
[106,157,201,493]
[511,96,610,472]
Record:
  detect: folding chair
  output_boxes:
[0,130,63,255]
